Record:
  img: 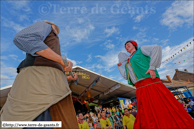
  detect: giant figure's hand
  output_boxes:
[67,74,77,81]
[117,62,122,67]
[64,60,73,72]
[145,69,156,79]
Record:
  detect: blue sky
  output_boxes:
[1,0,193,87]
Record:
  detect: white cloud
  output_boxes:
[0,62,17,87]
[152,38,159,43]
[132,26,147,31]
[2,17,26,32]
[93,39,128,72]
[1,56,8,60]
[108,75,123,81]
[106,44,115,49]
[151,38,169,46]
[102,40,115,50]
[158,56,194,79]
[18,15,30,22]
[1,55,19,61]
[159,39,169,46]
[161,37,193,63]
[82,50,121,73]
[77,18,84,24]
[95,51,119,70]
[0,75,13,87]
[33,18,43,23]
[134,14,144,22]
[82,62,115,73]
[161,1,193,29]
[121,80,128,85]
[131,26,150,44]
[104,27,119,37]
[62,42,70,47]
[9,55,18,61]
[77,61,83,64]
[4,1,31,22]
[65,24,95,42]
[1,63,17,77]
[132,26,138,30]
[133,31,149,44]
[67,58,77,66]
[96,64,104,69]
[158,37,194,79]
[86,54,92,62]
[1,75,10,80]
[158,67,175,79]
[83,64,96,72]
[7,1,31,12]
[67,58,82,66]
[185,64,194,73]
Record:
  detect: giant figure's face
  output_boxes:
[125,42,135,53]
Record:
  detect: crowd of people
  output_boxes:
[1,20,193,129]
[76,97,194,129]
[178,98,194,119]
[76,107,137,129]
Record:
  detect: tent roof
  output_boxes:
[69,66,136,102]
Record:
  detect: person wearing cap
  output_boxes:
[0,21,79,128]
[100,110,112,129]
[117,41,194,129]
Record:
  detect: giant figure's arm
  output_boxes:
[117,52,128,80]
[13,22,73,71]
[36,48,66,69]
[141,45,162,70]
[13,21,51,56]
[118,67,127,80]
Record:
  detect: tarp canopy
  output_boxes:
[69,66,136,103]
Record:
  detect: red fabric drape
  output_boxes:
[134,78,194,129]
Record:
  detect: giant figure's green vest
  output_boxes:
[125,48,160,86]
